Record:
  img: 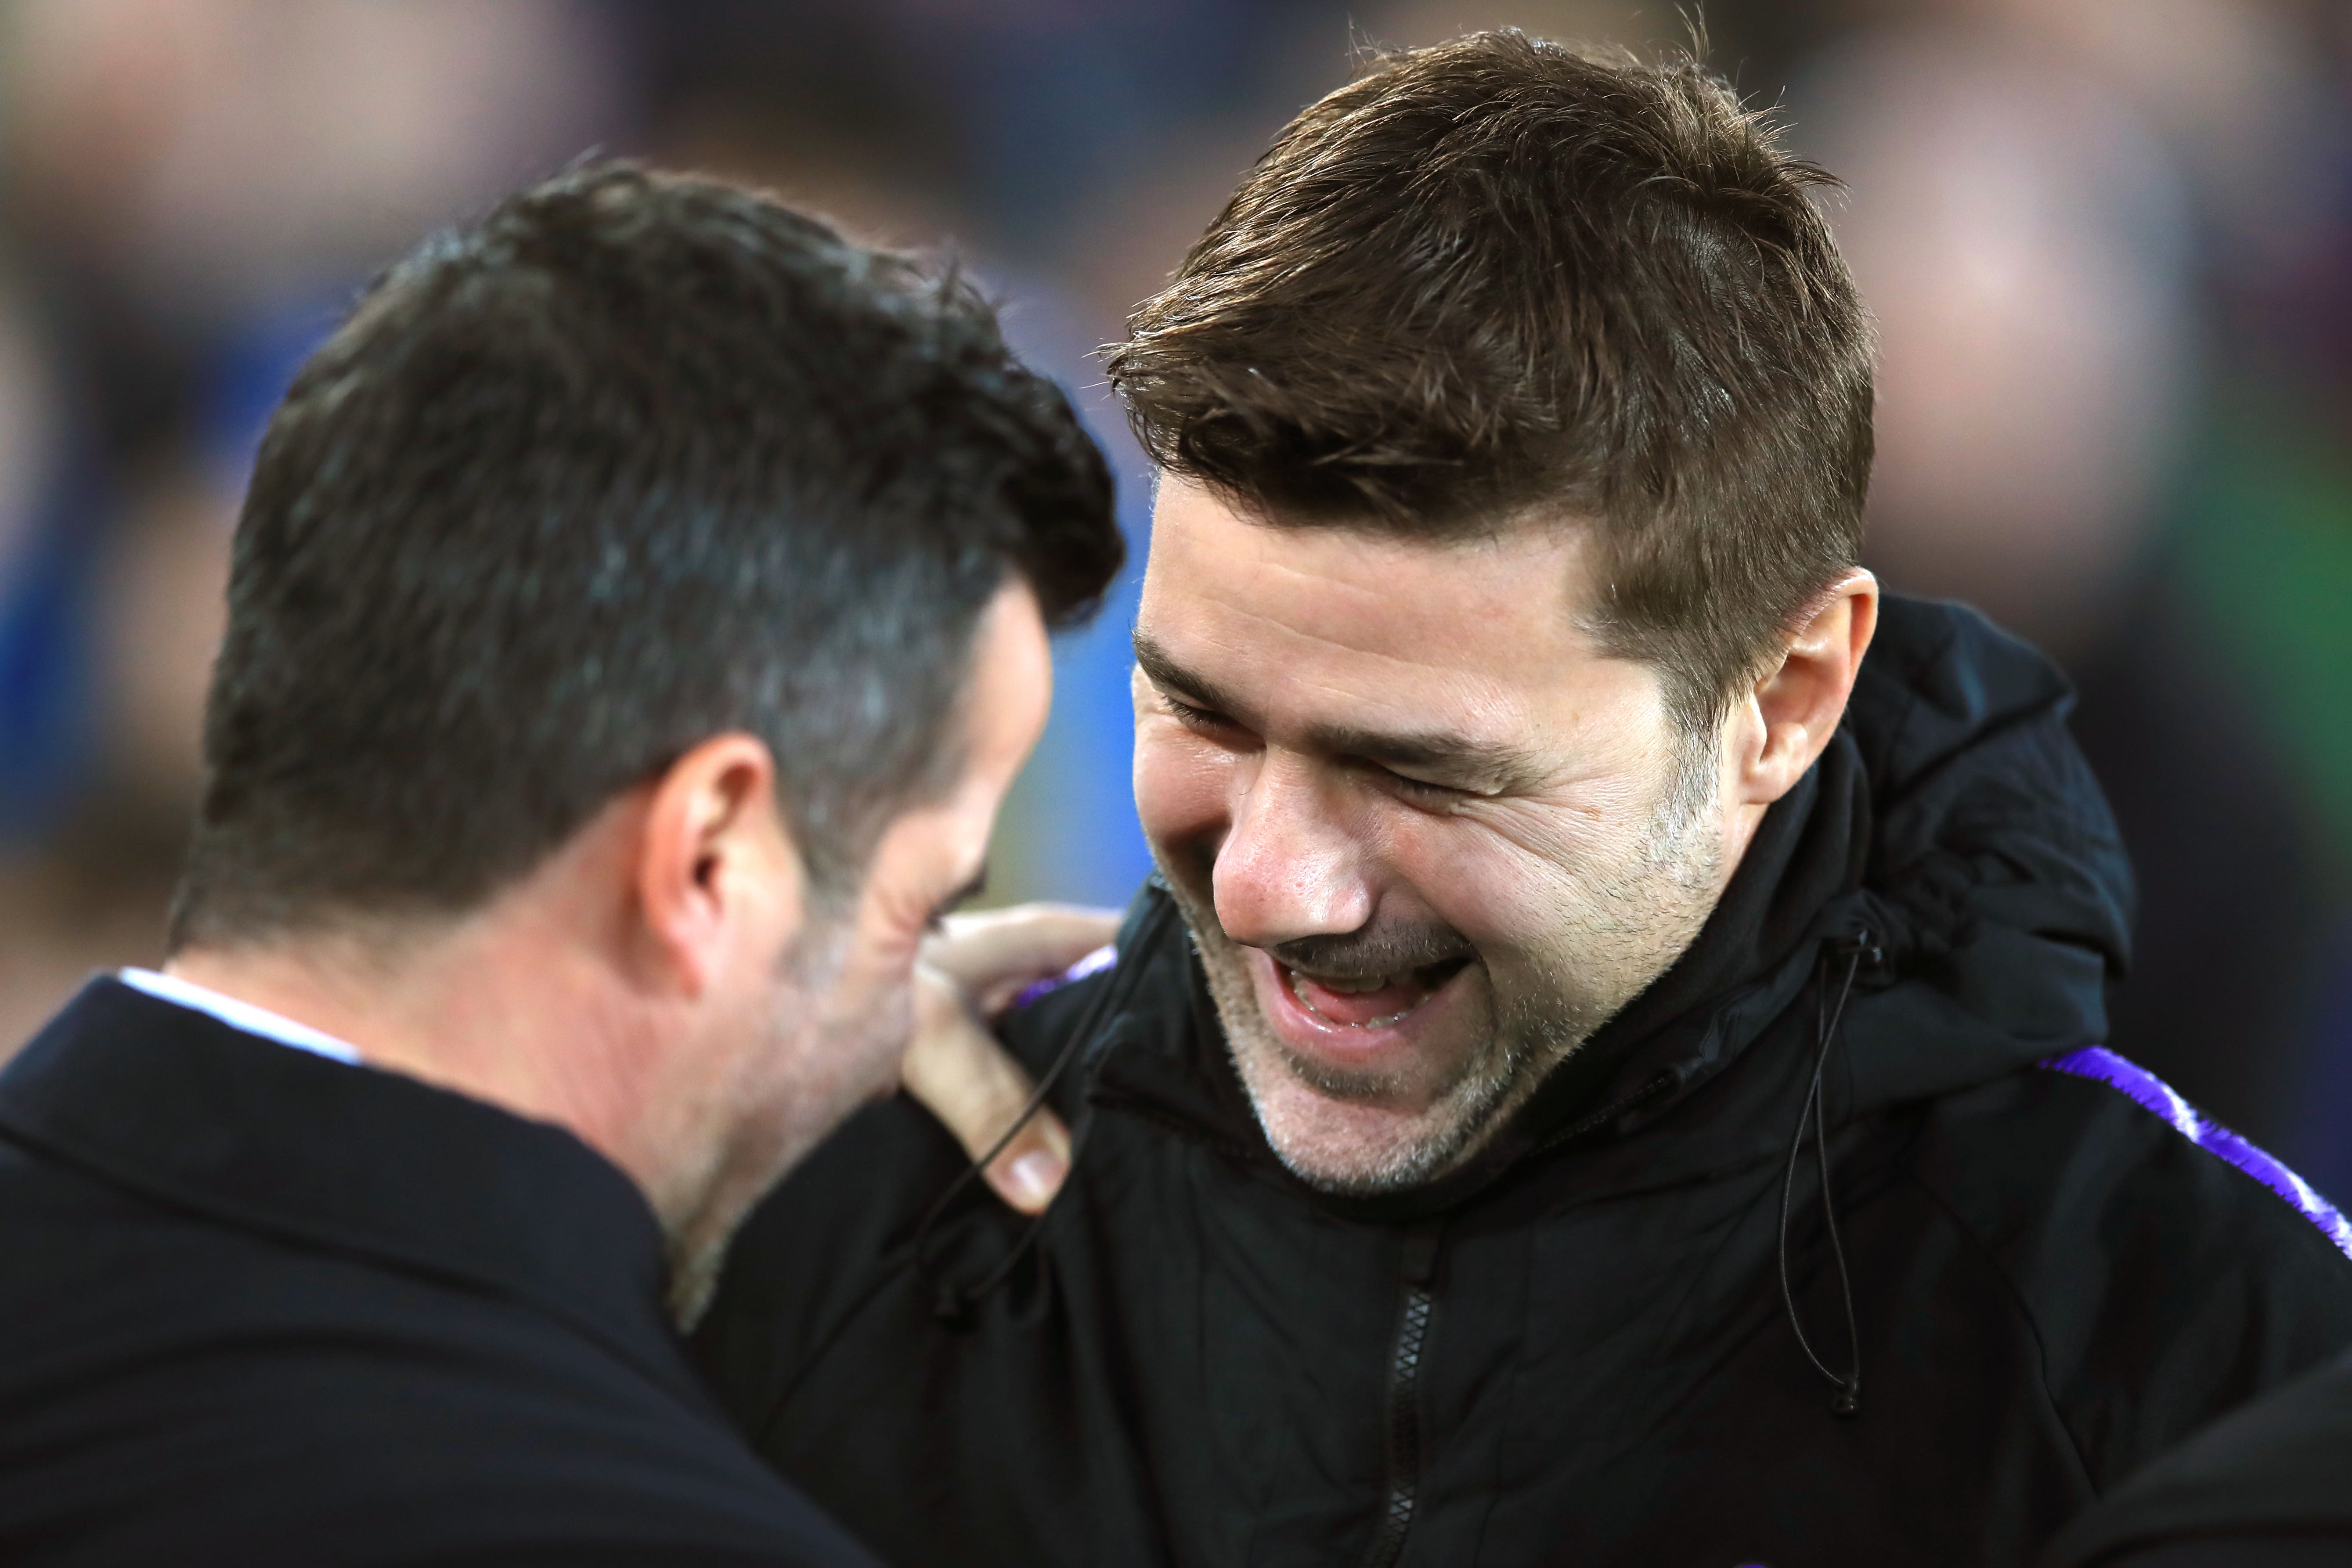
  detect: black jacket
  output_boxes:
[699,598,2352,1568]
[2043,1348,2352,1567]
[0,979,877,1568]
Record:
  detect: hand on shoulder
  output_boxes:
[899,903,1118,1215]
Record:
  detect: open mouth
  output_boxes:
[1283,958,1472,1029]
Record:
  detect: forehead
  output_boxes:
[1138,479,1637,736]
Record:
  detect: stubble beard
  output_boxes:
[663,916,889,1330]
[1164,740,1726,1195]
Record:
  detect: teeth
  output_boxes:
[1288,968,1421,1029]
[1319,973,1400,994]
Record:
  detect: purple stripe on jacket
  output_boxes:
[1010,944,1119,1012]
[2040,1046,2352,1259]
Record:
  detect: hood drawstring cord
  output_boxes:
[915,893,1178,1328]
[1778,936,1871,1417]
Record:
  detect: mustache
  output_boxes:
[1160,843,1476,979]
[1261,921,1476,979]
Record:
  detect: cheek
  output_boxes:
[1133,725,1235,850]
[851,899,928,982]
[1384,818,1535,941]
[840,823,960,981]
[1382,803,1630,950]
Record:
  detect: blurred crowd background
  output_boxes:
[0,0,2347,1191]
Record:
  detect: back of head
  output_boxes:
[1109,31,1872,731]
[176,162,1120,948]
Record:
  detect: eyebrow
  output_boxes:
[1131,630,1548,796]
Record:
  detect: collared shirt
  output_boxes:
[116,967,364,1066]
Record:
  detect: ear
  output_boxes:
[634,733,806,998]
[1732,570,1879,808]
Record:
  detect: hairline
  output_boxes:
[1143,474,1765,746]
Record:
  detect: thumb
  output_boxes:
[902,964,1072,1215]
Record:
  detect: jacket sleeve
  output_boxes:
[2071,1541,2352,1567]
[1912,1065,2352,1491]
[2038,1351,2352,1567]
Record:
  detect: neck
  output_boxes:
[165,912,703,1231]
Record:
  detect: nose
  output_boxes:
[1212,751,1374,949]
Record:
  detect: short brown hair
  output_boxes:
[1108,31,1872,730]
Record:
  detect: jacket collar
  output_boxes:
[0,977,692,1392]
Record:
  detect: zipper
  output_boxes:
[1360,1220,1443,1568]
[1356,1072,1674,1565]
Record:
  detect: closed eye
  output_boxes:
[1153,679,1475,805]
[1161,693,1233,731]
[1371,766,1467,805]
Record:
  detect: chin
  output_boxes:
[1219,959,1522,1194]
[1235,1049,1504,1193]
[1155,856,1524,1194]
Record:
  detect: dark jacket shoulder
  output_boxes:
[0,981,874,1568]
[1906,1055,2352,1485]
[2042,1348,2352,1566]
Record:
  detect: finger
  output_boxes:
[924,903,1120,986]
[980,1101,1072,1216]
[923,903,1121,1015]
[902,967,1072,1214]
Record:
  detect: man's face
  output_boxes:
[671,583,1051,1322]
[1133,479,1734,1193]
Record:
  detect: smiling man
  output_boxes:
[696,34,2352,1568]
[1128,490,1776,1196]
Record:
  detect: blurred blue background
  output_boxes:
[0,0,2346,1194]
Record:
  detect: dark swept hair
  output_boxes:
[1108,30,1872,731]
[172,161,1120,949]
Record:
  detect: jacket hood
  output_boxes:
[1086,595,2135,1213]
[1819,594,2134,1107]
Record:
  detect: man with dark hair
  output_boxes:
[698,35,2352,1568]
[0,162,1121,1565]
